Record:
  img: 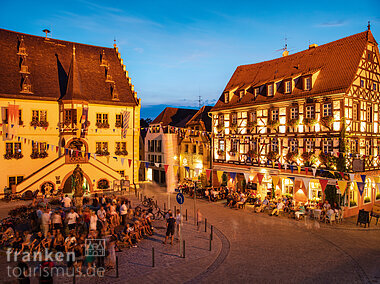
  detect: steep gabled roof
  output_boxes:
[0,28,138,105]
[151,107,198,127]
[185,105,213,132]
[211,30,376,112]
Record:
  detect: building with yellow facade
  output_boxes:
[210,29,380,217]
[0,28,140,196]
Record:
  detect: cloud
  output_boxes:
[316,20,348,28]
[134,47,144,53]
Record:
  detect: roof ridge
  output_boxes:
[237,30,369,69]
[0,28,116,50]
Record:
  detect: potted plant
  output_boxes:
[30,120,39,127]
[217,149,225,156]
[115,121,122,128]
[216,123,224,132]
[30,152,40,159]
[301,152,318,167]
[39,151,48,159]
[364,196,371,203]
[286,151,299,164]
[229,150,237,157]
[350,200,357,207]
[39,121,49,127]
[3,152,13,160]
[267,120,280,130]
[319,152,337,169]
[247,149,258,159]
[267,150,279,161]
[13,152,23,159]
[303,117,317,127]
[287,118,300,128]
[320,115,334,130]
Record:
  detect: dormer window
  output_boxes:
[224,92,229,103]
[285,81,292,94]
[267,84,274,96]
[111,84,119,100]
[20,75,32,94]
[239,90,244,100]
[304,77,311,91]
[254,88,260,98]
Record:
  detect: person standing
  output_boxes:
[62,194,72,208]
[66,209,79,231]
[163,212,176,245]
[41,209,50,237]
[120,201,128,226]
[89,210,98,231]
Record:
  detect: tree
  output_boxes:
[140,118,152,128]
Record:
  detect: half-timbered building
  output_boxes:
[210,29,380,216]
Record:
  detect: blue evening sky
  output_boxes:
[1,0,379,118]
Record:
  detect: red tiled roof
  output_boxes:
[211,30,376,112]
[185,105,213,132]
[151,107,198,127]
[0,28,138,105]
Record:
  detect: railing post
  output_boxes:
[209,235,212,251]
[183,240,185,258]
[210,225,213,240]
[116,256,119,278]
[205,218,207,232]
[152,247,155,267]
[186,209,188,221]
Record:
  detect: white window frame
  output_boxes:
[290,107,298,119]
[322,139,333,153]
[305,105,315,119]
[285,81,291,94]
[322,103,332,117]
[271,109,279,121]
[304,77,311,91]
[267,84,274,96]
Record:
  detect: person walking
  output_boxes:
[120,201,128,226]
[163,212,176,245]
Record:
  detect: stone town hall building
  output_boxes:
[0,28,141,196]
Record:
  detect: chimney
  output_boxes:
[309,43,318,49]
[282,50,289,57]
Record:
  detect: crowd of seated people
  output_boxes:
[0,193,155,272]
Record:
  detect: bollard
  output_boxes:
[210,225,213,240]
[73,268,76,284]
[186,209,188,221]
[116,256,119,278]
[183,240,186,258]
[164,203,166,211]
[209,235,212,251]
[205,218,207,232]
[174,205,176,214]
[152,247,155,267]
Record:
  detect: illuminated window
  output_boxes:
[199,145,204,155]
[305,140,314,152]
[239,90,244,100]
[218,114,224,126]
[289,139,298,152]
[365,140,372,156]
[32,110,47,122]
[219,140,225,151]
[249,111,256,123]
[267,84,274,96]
[271,109,279,121]
[231,140,238,152]
[366,105,373,122]
[363,178,372,203]
[290,106,298,119]
[231,113,237,125]
[322,103,332,117]
[322,139,333,153]
[304,77,311,90]
[271,138,278,152]
[224,92,229,103]
[349,182,358,207]
[285,81,291,94]
[305,105,315,119]
[353,102,359,121]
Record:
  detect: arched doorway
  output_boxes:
[63,173,90,194]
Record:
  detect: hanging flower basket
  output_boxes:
[267,120,280,130]
[39,121,49,127]
[115,121,122,128]
[217,149,225,155]
[319,152,337,168]
[320,116,334,130]
[247,149,258,159]
[301,152,317,166]
[4,152,13,160]
[216,124,224,132]
[287,118,300,128]
[285,151,299,164]
[303,118,317,127]
[266,150,279,161]
[30,152,40,159]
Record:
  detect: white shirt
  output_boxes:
[62,197,72,208]
[51,213,62,224]
[66,212,79,224]
[90,215,98,231]
[41,213,50,226]
[277,202,285,210]
[176,213,181,225]
[120,204,128,215]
